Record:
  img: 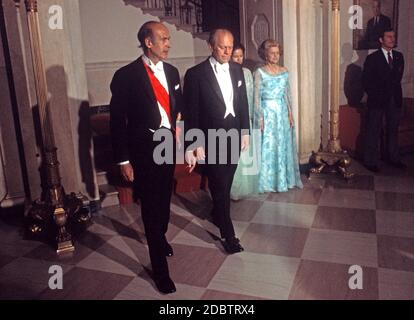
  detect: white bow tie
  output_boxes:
[150,63,164,73]
[214,62,229,73]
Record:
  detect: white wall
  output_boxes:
[79,0,210,106]
[340,0,414,105]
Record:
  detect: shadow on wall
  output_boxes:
[340,43,369,160]
[35,65,97,199]
[78,101,96,199]
[341,42,369,107]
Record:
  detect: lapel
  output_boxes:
[229,63,239,112]
[135,57,158,107]
[135,57,177,123]
[203,59,226,108]
[392,50,402,69]
[164,64,176,115]
[368,17,374,29]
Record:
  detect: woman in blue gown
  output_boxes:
[254,39,303,193]
[230,44,260,200]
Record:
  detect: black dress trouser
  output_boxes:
[132,132,175,278]
[204,116,241,239]
[364,98,402,166]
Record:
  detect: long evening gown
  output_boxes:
[254,68,303,193]
[230,67,261,200]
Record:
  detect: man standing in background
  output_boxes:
[363,28,406,172]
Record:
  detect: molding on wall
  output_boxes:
[85,60,134,71]
[85,56,209,71]
[85,55,209,107]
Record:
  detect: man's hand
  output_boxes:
[185,147,205,173]
[185,151,198,173]
[195,147,205,161]
[241,135,250,152]
[120,163,134,182]
[175,126,182,149]
[260,118,264,131]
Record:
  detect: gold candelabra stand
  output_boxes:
[309,0,354,180]
[23,0,91,254]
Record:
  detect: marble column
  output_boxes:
[1,14,24,206]
[36,0,98,199]
[1,0,98,207]
[0,0,41,207]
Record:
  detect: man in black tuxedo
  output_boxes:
[362,0,392,49]
[183,29,250,254]
[362,28,406,172]
[109,21,183,294]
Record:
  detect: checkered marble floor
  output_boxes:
[1,155,414,300]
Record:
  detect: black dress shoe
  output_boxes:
[387,161,407,169]
[164,242,174,257]
[154,276,176,294]
[364,164,380,173]
[222,237,244,254]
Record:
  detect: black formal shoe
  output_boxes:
[222,237,244,254]
[387,161,407,170]
[364,164,380,173]
[164,242,174,257]
[154,276,176,294]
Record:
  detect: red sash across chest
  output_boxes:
[143,62,171,123]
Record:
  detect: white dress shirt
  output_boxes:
[118,55,171,166]
[209,56,235,119]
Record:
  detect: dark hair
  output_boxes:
[137,21,158,50]
[258,39,283,61]
[380,28,395,40]
[233,43,245,55]
[373,0,382,7]
[208,29,233,46]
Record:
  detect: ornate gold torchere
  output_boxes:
[23,0,91,254]
[309,0,354,179]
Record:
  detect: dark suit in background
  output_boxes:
[362,49,404,167]
[363,14,392,49]
[110,57,183,278]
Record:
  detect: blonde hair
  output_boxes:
[258,39,283,61]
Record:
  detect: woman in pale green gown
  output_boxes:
[230,44,260,200]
